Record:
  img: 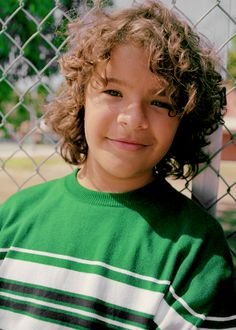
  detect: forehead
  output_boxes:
[94,44,168,93]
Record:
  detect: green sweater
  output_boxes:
[0,170,235,329]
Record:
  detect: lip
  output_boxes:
[107,137,148,151]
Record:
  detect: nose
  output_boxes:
[117,102,148,130]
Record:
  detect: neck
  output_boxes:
[77,164,156,193]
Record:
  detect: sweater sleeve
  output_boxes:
[160,217,236,329]
[156,217,236,330]
[0,201,8,258]
[0,201,6,234]
[0,197,15,248]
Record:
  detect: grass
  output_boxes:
[2,155,65,170]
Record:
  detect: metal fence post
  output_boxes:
[192,128,223,216]
[190,0,232,217]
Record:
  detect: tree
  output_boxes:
[227,36,236,81]
[0,0,113,140]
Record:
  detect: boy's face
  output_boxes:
[82,44,180,191]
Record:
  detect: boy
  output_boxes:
[0,1,235,329]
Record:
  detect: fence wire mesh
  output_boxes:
[0,0,236,270]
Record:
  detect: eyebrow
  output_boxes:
[106,77,129,87]
[106,77,168,97]
[149,88,168,97]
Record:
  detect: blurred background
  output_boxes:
[0,0,235,264]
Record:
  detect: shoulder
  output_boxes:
[2,176,62,205]
[0,171,75,226]
[160,179,218,222]
[152,178,229,245]
[158,180,235,282]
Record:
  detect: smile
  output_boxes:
[107,138,147,151]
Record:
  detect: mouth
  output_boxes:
[106,137,148,151]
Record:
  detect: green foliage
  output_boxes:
[0,0,69,76]
[0,0,113,139]
[227,36,236,81]
[0,0,114,71]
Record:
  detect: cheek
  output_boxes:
[84,105,110,145]
[167,124,179,144]
[84,105,96,144]
[154,117,180,148]
[155,114,179,132]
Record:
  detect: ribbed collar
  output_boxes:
[64,169,169,207]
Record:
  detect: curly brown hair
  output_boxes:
[44,0,226,179]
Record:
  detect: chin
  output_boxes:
[105,164,152,181]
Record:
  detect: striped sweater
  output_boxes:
[0,170,235,329]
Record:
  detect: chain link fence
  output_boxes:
[0,0,236,270]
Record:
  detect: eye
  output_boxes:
[151,100,172,111]
[104,89,122,97]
